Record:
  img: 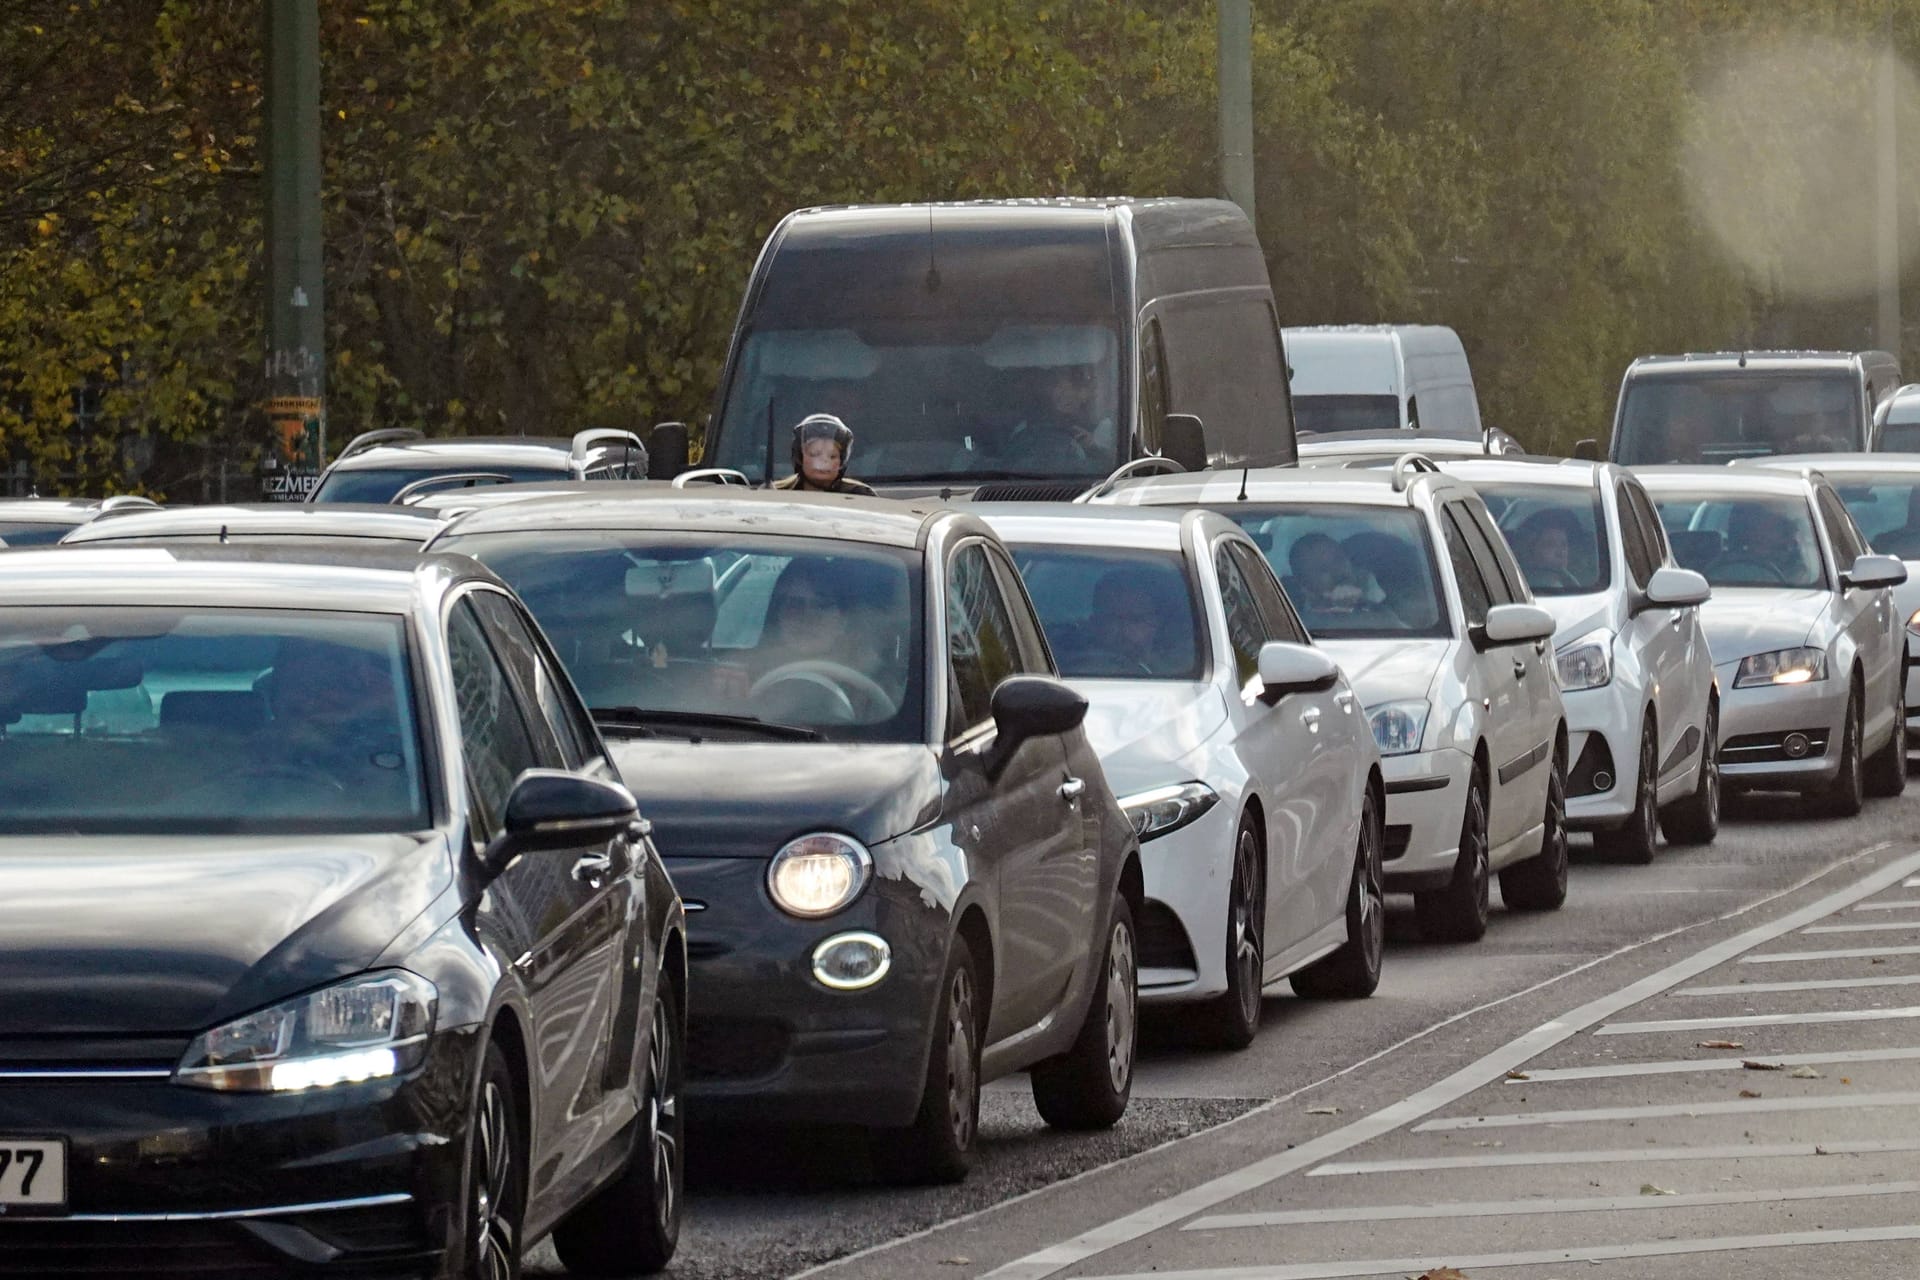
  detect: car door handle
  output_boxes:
[1299,707,1323,729]
[1058,777,1086,802]
[571,851,614,886]
[1512,657,1528,679]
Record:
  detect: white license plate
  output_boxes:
[0,1139,66,1211]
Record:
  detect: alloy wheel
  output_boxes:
[1356,799,1386,975]
[647,998,682,1239]
[1104,917,1137,1094]
[1229,830,1263,1030]
[945,967,978,1153]
[472,1078,518,1280]
[1466,779,1490,921]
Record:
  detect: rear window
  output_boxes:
[0,522,72,546]
[1614,372,1863,464]
[1292,395,1401,436]
[1006,546,1205,680]
[312,464,568,504]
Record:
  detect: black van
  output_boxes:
[682,198,1297,498]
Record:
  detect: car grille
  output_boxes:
[1135,898,1196,971]
[1382,824,1414,862]
[687,1019,789,1081]
[0,1212,433,1278]
[969,481,1092,502]
[1567,733,1617,798]
[1722,729,1829,764]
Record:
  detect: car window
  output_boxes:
[447,598,544,841]
[1138,316,1170,457]
[1816,487,1866,566]
[1649,491,1827,590]
[1614,483,1657,589]
[1454,501,1520,605]
[1614,372,1862,464]
[311,464,567,504]
[1008,544,1203,680]
[1222,503,1451,638]
[947,541,1026,738]
[986,545,1054,675]
[1623,482,1671,565]
[1213,544,1268,688]
[1158,293,1296,465]
[1831,476,1920,558]
[469,589,598,770]
[1441,507,1494,627]
[1229,540,1308,645]
[1475,482,1610,596]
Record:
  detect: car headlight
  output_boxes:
[1555,628,1614,691]
[768,832,872,918]
[1117,782,1219,842]
[1734,646,1828,689]
[175,971,437,1093]
[1366,700,1430,756]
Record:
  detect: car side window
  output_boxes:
[1214,543,1269,687]
[987,545,1055,675]
[947,542,1025,739]
[1138,317,1170,458]
[1615,483,1657,589]
[446,598,546,842]
[1817,488,1866,566]
[1623,483,1671,565]
[470,589,598,770]
[1441,507,1493,628]
[1462,499,1526,603]
[1229,540,1308,645]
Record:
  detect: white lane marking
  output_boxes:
[972,846,1920,1280]
[1082,1225,1920,1280]
[1182,1179,1920,1230]
[1852,898,1920,911]
[1675,973,1920,996]
[1742,943,1920,963]
[1594,1005,1920,1035]
[1804,919,1920,933]
[1310,1137,1920,1176]
[1505,1045,1920,1082]
[1415,1090,1920,1131]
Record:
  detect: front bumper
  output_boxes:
[670,856,943,1129]
[1133,796,1237,1004]
[1379,747,1473,893]
[1561,683,1638,829]
[0,1028,478,1277]
[1716,662,1851,787]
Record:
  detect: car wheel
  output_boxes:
[1866,662,1908,798]
[1196,814,1264,1048]
[1660,700,1721,846]
[1823,680,1865,817]
[1595,715,1659,865]
[1500,743,1569,911]
[465,1043,526,1280]
[551,977,684,1275]
[872,935,980,1185]
[1414,760,1491,943]
[1292,786,1386,997]
[1032,893,1137,1130]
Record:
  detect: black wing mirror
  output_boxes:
[647,422,691,480]
[480,769,639,876]
[1162,414,1208,473]
[982,676,1087,777]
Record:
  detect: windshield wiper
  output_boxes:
[591,706,823,742]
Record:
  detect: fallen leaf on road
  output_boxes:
[1739,1089,1762,1098]
[1505,1069,1530,1080]
[1640,1183,1678,1196]
[1790,1066,1823,1079]
[1814,1145,1830,1155]
[1307,1106,1341,1115]
[1841,1077,1852,1085]
[1412,1269,1469,1280]
[1698,1040,1745,1050]
[940,1258,971,1267]
[1872,957,1888,965]
[1741,1060,1784,1071]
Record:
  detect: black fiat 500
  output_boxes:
[432,490,1143,1183]
[0,547,684,1278]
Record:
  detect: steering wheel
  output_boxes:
[1708,554,1788,585]
[751,660,896,720]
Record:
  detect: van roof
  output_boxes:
[1625,351,1886,377]
[775,198,1261,255]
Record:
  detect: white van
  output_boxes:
[1283,324,1484,441]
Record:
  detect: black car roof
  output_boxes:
[435,488,964,551]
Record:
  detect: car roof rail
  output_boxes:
[671,467,751,488]
[1390,452,1441,492]
[392,472,515,504]
[337,428,426,461]
[570,427,646,461]
[1074,456,1188,504]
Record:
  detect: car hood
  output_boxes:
[605,740,943,856]
[0,834,451,1038]
[1069,680,1227,793]
[1317,638,1449,705]
[1700,588,1828,665]
[1533,592,1614,647]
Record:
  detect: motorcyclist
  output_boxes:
[770,414,876,495]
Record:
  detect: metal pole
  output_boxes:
[263,0,326,500]
[1218,0,1256,225]
[1877,19,1901,357]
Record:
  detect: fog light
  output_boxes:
[811,932,892,991]
[1592,770,1614,792]
[1783,732,1810,759]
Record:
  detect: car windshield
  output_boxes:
[0,522,72,546]
[1291,394,1401,436]
[1474,483,1610,596]
[1217,504,1451,638]
[1649,491,1827,589]
[1614,373,1862,464]
[311,464,567,504]
[1007,546,1204,680]
[1831,477,1920,560]
[440,530,926,743]
[0,608,428,834]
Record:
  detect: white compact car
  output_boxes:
[1737,453,1920,752]
[1097,459,1569,944]
[1440,458,1718,861]
[1640,466,1908,814]
[980,506,1385,1049]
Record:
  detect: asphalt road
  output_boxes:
[529,783,1920,1280]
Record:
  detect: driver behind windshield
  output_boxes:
[1514,508,1580,591]
[1719,503,1817,585]
[1287,532,1367,614]
[262,638,410,792]
[749,557,902,722]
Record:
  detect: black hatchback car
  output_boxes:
[431,490,1143,1183]
[0,547,685,1278]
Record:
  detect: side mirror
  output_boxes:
[1641,565,1711,611]
[1842,553,1909,590]
[647,422,690,480]
[1162,413,1208,473]
[480,769,639,875]
[1474,602,1557,650]
[1572,438,1601,461]
[983,676,1087,777]
[1256,641,1340,705]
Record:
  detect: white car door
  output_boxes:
[1817,485,1900,733]
[1617,480,1702,784]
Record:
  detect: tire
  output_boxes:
[1823,680,1865,817]
[1594,716,1659,865]
[871,935,981,1185]
[464,1042,526,1280]
[1414,760,1491,944]
[1661,699,1721,846]
[1195,814,1264,1048]
[1866,662,1908,798]
[1292,787,1386,997]
[551,978,684,1275]
[1032,893,1137,1131]
[1500,743,1569,911]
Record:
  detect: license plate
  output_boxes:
[0,1139,66,1213]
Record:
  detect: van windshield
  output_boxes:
[1614,372,1862,464]
[1292,395,1401,436]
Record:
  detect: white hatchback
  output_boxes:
[980,506,1385,1049]
[1440,458,1719,862]
[1097,460,1570,944]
